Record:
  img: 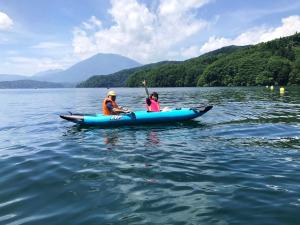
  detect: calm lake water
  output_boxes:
[0,87,300,225]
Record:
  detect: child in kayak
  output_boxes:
[142,80,161,112]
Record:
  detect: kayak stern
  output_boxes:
[60,114,84,123]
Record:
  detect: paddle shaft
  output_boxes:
[143,80,150,98]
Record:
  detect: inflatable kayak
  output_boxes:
[60,105,212,127]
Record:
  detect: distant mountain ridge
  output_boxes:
[0,74,29,82]
[0,53,141,85]
[33,69,64,77]
[0,80,64,89]
[77,45,244,87]
[35,53,142,83]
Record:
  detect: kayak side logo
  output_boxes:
[110,115,122,120]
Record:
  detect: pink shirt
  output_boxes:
[146,99,160,112]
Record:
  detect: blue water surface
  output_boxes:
[0,87,299,225]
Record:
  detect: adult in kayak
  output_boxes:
[102,90,130,115]
[142,80,161,112]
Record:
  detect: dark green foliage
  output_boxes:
[78,33,300,87]
[256,71,273,86]
[127,63,199,87]
[199,33,300,86]
[77,61,179,87]
[289,59,300,85]
[126,46,240,87]
[266,56,291,85]
[77,69,134,88]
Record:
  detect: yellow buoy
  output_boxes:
[270,85,274,91]
[280,87,285,94]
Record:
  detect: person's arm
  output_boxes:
[142,80,150,98]
[146,98,151,106]
[112,107,130,113]
[107,101,130,113]
[106,102,114,113]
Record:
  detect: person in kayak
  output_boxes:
[142,80,160,112]
[102,90,130,115]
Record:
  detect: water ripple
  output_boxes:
[0,87,300,225]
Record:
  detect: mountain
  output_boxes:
[126,45,248,87]
[33,69,64,77]
[200,45,250,57]
[197,34,300,86]
[0,80,64,89]
[77,61,180,88]
[36,53,141,83]
[77,45,243,87]
[78,33,300,87]
[0,74,29,82]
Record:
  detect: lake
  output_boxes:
[0,87,299,225]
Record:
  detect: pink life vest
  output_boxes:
[146,99,160,112]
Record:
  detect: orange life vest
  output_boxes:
[102,98,119,115]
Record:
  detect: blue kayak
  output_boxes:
[60,105,212,127]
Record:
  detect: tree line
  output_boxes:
[78,33,300,88]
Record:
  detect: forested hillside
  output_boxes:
[78,33,300,87]
[77,61,180,87]
[126,46,243,87]
[198,33,300,86]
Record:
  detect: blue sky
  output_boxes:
[1,0,300,75]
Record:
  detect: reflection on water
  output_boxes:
[103,130,119,146]
[147,131,160,145]
[64,119,205,149]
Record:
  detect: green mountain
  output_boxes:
[126,45,248,87]
[78,33,300,87]
[77,46,239,88]
[77,61,179,87]
[198,33,300,86]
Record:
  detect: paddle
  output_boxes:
[142,80,150,98]
[142,79,152,112]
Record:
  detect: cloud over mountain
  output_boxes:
[72,0,210,63]
[200,15,300,53]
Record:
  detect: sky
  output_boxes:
[1,0,300,76]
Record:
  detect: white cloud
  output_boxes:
[0,12,13,30]
[82,16,102,30]
[32,42,67,49]
[200,15,300,54]
[72,0,210,63]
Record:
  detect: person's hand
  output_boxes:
[121,107,130,113]
[142,80,146,86]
